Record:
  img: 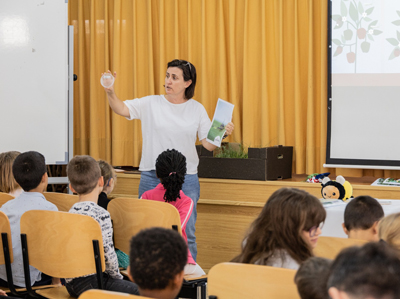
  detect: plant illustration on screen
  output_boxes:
[332,0,382,72]
[386,11,400,60]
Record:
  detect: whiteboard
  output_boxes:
[0,0,71,164]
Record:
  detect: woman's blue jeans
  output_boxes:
[138,170,200,262]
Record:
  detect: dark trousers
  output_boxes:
[65,273,139,297]
[0,272,52,288]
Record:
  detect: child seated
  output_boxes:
[66,155,139,297]
[378,212,400,257]
[327,242,400,299]
[295,257,331,299]
[97,160,116,210]
[342,195,384,241]
[0,151,22,197]
[128,227,187,299]
[141,149,205,276]
[232,188,326,270]
[0,151,58,287]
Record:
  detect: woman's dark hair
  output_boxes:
[167,59,196,99]
[232,188,326,265]
[155,149,187,203]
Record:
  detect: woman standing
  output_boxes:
[103,59,234,261]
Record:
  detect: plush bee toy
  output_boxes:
[321,175,353,201]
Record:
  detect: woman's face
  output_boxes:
[301,224,322,249]
[165,67,192,98]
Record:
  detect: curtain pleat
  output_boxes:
[68,0,400,178]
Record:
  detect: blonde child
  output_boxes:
[378,212,400,257]
[0,151,22,197]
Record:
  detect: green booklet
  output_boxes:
[371,178,400,187]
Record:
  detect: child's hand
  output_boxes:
[0,289,7,296]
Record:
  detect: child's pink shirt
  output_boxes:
[141,183,195,265]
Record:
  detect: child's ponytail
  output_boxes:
[155,149,187,203]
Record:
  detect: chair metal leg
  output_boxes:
[92,240,104,290]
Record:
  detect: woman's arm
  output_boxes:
[201,139,218,151]
[103,71,130,118]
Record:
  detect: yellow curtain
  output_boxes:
[68,0,400,178]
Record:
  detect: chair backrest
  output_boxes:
[79,289,154,299]
[43,192,79,212]
[108,198,182,254]
[314,236,367,260]
[20,210,105,278]
[0,193,14,207]
[0,211,13,264]
[208,262,300,299]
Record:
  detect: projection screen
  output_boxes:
[326,0,400,169]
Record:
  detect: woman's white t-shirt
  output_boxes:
[123,95,211,174]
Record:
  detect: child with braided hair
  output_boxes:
[141,149,205,276]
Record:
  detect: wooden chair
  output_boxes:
[208,262,300,299]
[43,192,79,212]
[0,193,14,207]
[109,198,205,299]
[0,211,58,297]
[20,210,106,298]
[108,197,182,254]
[0,211,19,296]
[79,289,154,299]
[314,236,367,260]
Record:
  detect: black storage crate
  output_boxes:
[197,145,293,181]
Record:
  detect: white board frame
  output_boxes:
[0,0,73,169]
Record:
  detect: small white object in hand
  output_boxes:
[101,73,115,88]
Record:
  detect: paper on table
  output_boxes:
[320,199,346,208]
[206,98,234,147]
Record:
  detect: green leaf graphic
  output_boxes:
[364,17,372,22]
[332,14,342,21]
[397,10,400,18]
[387,38,399,46]
[392,20,400,26]
[341,1,348,16]
[333,39,342,46]
[367,34,374,41]
[368,20,378,29]
[373,29,382,35]
[365,7,374,15]
[358,2,364,14]
[397,31,400,41]
[349,2,359,22]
